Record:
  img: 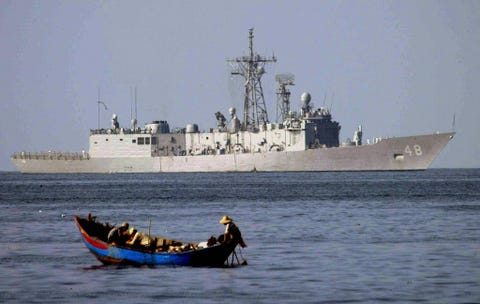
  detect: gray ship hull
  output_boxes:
[12,132,454,173]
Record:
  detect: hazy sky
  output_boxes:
[1,0,479,170]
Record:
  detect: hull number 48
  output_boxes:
[405,145,423,156]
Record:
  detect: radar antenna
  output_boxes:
[275,73,295,123]
[227,28,276,130]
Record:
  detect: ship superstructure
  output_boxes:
[185,28,342,156]
[11,29,454,173]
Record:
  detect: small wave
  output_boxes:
[438,204,480,212]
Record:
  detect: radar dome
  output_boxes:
[185,124,199,133]
[301,92,311,108]
[112,114,118,120]
[229,107,236,115]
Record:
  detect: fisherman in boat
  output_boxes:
[219,215,247,248]
[126,227,154,248]
[107,222,130,245]
[125,227,138,246]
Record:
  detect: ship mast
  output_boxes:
[275,73,295,123]
[227,28,276,131]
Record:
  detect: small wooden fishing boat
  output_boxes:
[74,215,240,267]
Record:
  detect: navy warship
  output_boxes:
[11,29,454,173]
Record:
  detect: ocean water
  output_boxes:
[0,169,479,303]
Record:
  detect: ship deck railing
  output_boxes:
[90,128,156,135]
[12,151,90,161]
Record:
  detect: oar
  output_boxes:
[238,247,248,265]
[231,249,248,266]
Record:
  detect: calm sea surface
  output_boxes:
[0,169,479,303]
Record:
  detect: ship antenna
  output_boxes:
[97,87,108,129]
[329,92,335,112]
[130,86,133,122]
[130,86,138,130]
[227,28,277,130]
[452,112,456,132]
[135,87,138,123]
